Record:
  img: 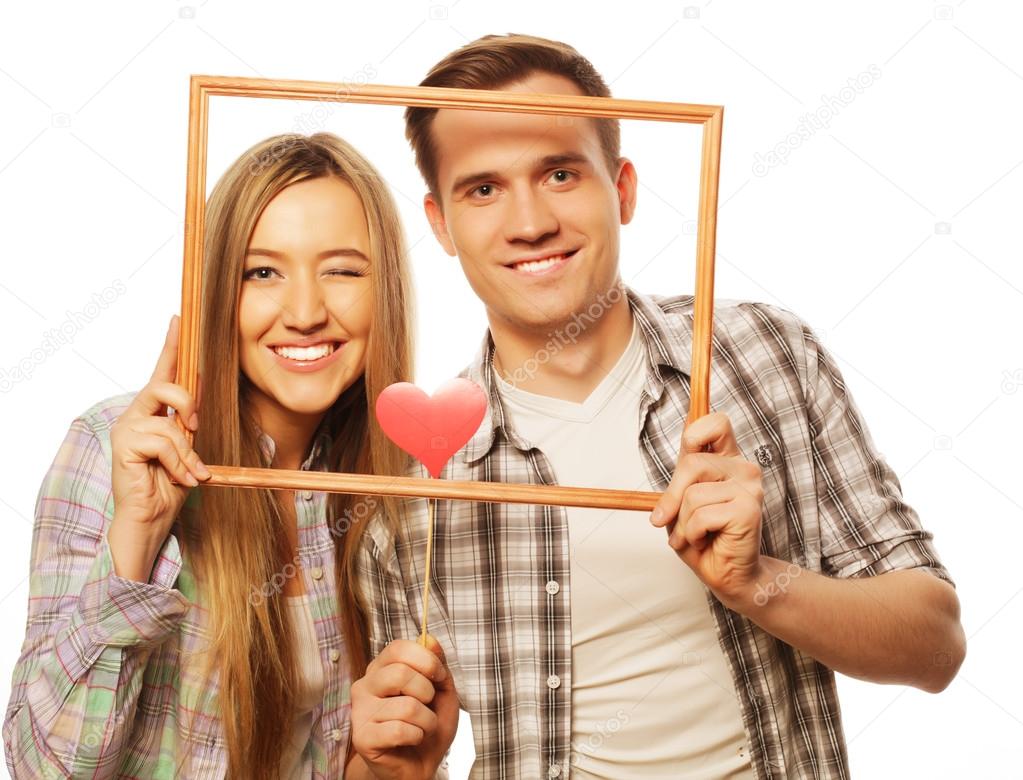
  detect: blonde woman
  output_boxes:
[4,133,455,778]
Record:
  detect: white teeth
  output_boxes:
[273,343,335,361]
[513,254,566,273]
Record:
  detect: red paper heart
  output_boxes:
[375,378,488,478]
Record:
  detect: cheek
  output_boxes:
[331,283,374,337]
[449,207,498,259]
[237,290,276,344]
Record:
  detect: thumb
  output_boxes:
[682,411,740,457]
[152,314,180,384]
[421,633,455,692]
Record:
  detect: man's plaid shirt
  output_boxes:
[357,286,953,779]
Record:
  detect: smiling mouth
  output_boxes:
[505,250,578,275]
[269,341,342,362]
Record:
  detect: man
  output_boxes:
[350,34,965,779]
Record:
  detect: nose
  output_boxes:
[503,187,559,245]
[279,272,329,332]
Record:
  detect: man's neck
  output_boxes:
[490,296,635,404]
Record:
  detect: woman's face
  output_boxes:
[238,175,373,428]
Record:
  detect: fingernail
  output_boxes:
[650,507,663,526]
[196,461,211,479]
[186,473,199,487]
[188,412,198,431]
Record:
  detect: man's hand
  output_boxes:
[349,636,458,780]
[650,411,765,607]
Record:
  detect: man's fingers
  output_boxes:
[677,481,734,529]
[650,454,730,528]
[668,500,733,550]
[682,411,741,457]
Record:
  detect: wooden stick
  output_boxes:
[418,498,436,647]
[174,74,723,503]
[202,465,660,511]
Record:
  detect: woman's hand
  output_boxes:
[349,636,459,780]
[107,315,210,582]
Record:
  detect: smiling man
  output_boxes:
[353,34,965,779]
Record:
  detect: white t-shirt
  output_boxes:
[279,594,325,779]
[495,320,753,778]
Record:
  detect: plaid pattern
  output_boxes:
[357,286,953,780]
[3,395,353,779]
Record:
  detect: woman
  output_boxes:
[3,132,433,778]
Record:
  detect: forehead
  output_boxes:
[429,73,605,189]
[250,177,369,244]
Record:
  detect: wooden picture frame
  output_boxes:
[175,75,722,511]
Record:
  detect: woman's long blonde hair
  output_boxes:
[178,132,413,779]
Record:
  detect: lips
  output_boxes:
[267,340,344,363]
[505,249,578,275]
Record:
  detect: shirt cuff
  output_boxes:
[77,535,189,648]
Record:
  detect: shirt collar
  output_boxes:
[257,427,333,472]
[460,284,694,465]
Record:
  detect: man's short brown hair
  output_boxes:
[404,33,621,197]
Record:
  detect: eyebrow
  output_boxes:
[450,152,592,195]
[245,248,370,263]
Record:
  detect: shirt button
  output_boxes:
[330,728,343,742]
[546,674,561,690]
[545,580,560,595]
[329,649,341,663]
[310,566,324,581]
[548,763,562,778]
[302,490,314,501]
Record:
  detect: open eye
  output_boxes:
[242,266,278,281]
[469,183,498,200]
[547,169,575,185]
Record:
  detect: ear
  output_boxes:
[614,158,638,225]
[424,193,457,257]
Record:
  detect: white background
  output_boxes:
[1,1,1021,777]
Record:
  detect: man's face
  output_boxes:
[424,72,637,335]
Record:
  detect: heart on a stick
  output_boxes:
[375,378,488,477]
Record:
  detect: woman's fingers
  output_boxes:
[362,663,437,704]
[130,417,209,479]
[126,380,200,430]
[151,315,181,385]
[371,695,439,735]
[123,430,199,488]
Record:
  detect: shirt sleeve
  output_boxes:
[355,518,428,665]
[801,325,955,587]
[3,415,190,778]
[355,514,452,780]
